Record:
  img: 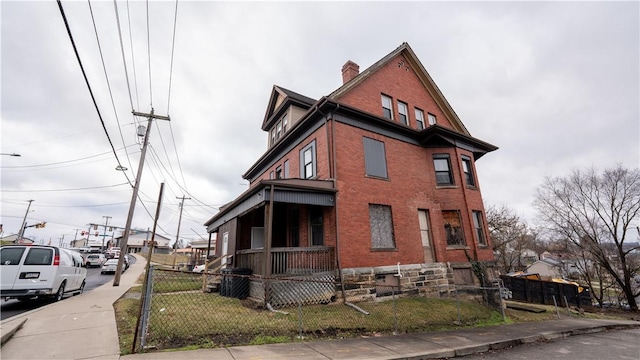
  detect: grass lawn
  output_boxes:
[116,287,508,354]
[114,276,635,355]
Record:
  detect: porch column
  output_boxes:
[264,185,275,301]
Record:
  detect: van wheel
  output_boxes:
[54,282,66,302]
[75,281,85,296]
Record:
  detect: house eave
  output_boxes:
[204,179,336,233]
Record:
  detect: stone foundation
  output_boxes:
[337,263,455,303]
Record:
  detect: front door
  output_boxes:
[418,210,435,263]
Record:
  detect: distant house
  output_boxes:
[205,43,498,306]
[526,258,563,279]
[114,231,172,254]
[1,234,34,245]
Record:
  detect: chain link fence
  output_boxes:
[132,266,504,352]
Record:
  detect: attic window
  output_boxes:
[398,101,408,125]
[381,95,393,120]
[428,113,437,125]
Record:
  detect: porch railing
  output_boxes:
[235,246,335,276]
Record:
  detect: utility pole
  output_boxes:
[172,195,190,269]
[17,200,34,240]
[102,216,112,251]
[113,109,170,286]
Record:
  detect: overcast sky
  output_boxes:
[1,1,638,247]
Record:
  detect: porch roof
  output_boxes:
[204,179,336,233]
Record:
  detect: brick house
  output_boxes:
[204,43,498,306]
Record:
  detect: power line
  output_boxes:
[56,0,132,187]
[88,0,135,180]
[166,0,178,115]
[146,0,153,108]
[0,145,137,169]
[3,182,130,193]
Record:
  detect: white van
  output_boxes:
[1,245,87,302]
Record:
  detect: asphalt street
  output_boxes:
[0,255,135,320]
[457,328,640,359]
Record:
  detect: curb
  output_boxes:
[0,317,28,346]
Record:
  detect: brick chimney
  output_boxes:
[341,60,360,84]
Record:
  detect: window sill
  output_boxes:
[436,185,458,189]
[365,175,390,181]
[446,245,470,250]
[370,248,398,252]
[465,185,478,190]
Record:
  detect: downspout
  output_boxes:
[316,103,346,302]
[455,147,481,282]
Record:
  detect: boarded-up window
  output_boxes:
[370,204,395,249]
[443,210,465,246]
[363,137,388,179]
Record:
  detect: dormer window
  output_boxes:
[276,121,283,140]
[283,115,288,132]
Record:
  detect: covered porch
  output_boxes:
[205,179,338,278]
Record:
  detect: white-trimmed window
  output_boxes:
[300,141,317,179]
[381,95,393,120]
[275,166,283,179]
[398,101,408,125]
[276,121,283,140]
[284,160,290,178]
[428,113,437,125]
[270,128,276,145]
[462,156,475,187]
[415,108,425,130]
[472,211,487,246]
[282,113,288,132]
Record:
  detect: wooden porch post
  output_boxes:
[264,184,275,302]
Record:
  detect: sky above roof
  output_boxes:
[1,1,638,246]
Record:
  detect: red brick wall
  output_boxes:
[336,54,455,131]
[332,121,493,268]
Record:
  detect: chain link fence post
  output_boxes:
[139,265,154,351]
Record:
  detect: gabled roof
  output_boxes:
[329,42,471,136]
[261,85,317,131]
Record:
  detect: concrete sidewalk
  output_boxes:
[2,256,639,360]
[1,254,146,360]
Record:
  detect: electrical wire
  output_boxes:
[56,0,133,189]
[166,0,178,115]
[87,0,135,179]
[1,145,137,169]
[126,0,140,115]
[3,182,130,193]
[146,0,153,109]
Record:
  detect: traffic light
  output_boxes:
[35,222,46,228]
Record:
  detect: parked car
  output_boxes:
[193,264,206,273]
[0,245,87,302]
[85,253,105,267]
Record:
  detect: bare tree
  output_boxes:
[534,165,640,311]
[486,204,537,273]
